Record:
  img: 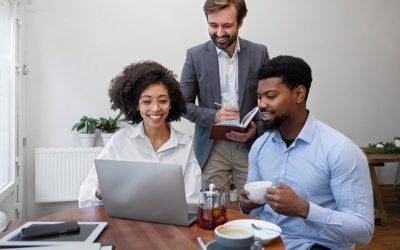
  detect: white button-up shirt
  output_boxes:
[216,39,240,110]
[78,122,202,208]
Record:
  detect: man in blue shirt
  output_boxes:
[239,55,374,249]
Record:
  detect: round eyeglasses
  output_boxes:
[138,97,170,109]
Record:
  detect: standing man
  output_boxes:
[240,55,374,249]
[180,0,269,202]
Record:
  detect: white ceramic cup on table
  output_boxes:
[244,181,273,204]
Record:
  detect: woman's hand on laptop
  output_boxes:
[95,186,102,200]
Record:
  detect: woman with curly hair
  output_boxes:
[78,61,201,208]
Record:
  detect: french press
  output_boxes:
[196,183,227,230]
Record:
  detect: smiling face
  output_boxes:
[257,77,301,131]
[207,4,240,53]
[138,83,170,130]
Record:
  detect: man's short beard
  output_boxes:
[260,115,286,131]
[210,34,236,51]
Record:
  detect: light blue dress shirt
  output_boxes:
[247,114,374,250]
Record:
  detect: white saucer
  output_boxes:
[224,219,281,243]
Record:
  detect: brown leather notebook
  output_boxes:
[209,125,248,140]
[209,106,259,141]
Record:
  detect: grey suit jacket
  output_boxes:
[180,38,269,167]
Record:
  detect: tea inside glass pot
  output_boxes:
[196,183,227,230]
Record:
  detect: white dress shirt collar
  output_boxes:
[272,114,316,145]
[131,122,190,152]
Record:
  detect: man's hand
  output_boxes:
[95,186,102,200]
[239,189,265,214]
[265,183,310,218]
[215,106,239,123]
[226,121,257,143]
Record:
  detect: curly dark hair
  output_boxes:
[109,61,186,124]
[257,55,313,101]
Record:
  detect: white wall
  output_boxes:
[22,0,400,218]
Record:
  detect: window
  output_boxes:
[0,0,15,192]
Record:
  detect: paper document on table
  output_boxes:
[0,221,107,247]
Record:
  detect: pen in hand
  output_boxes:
[214,102,224,108]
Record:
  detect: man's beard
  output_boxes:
[210,33,236,51]
[258,110,287,131]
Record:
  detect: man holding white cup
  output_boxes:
[239,56,374,250]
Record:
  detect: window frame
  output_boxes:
[0,0,17,202]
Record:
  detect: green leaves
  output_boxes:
[71,116,99,134]
[72,112,124,134]
[97,112,124,133]
[365,142,400,154]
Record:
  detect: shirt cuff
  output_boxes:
[306,201,331,225]
[249,206,264,217]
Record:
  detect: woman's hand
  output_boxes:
[95,186,102,200]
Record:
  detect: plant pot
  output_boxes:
[79,133,96,148]
[101,133,114,147]
[395,137,400,148]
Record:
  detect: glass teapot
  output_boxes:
[196,183,227,230]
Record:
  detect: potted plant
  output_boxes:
[97,112,123,146]
[71,116,99,148]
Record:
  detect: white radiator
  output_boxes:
[35,147,102,203]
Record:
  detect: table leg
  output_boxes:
[369,163,387,225]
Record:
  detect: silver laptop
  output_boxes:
[94,159,197,226]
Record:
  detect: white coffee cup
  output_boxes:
[244,181,273,204]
